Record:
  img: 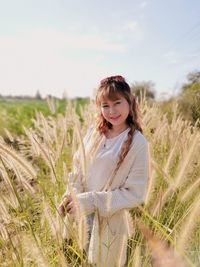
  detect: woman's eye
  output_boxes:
[115,101,121,105]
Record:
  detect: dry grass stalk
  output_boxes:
[0,165,19,207]
[177,194,200,254]
[0,213,10,241]
[151,158,174,185]
[180,175,200,202]
[145,167,156,204]
[55,115,68,159]
[4,128,14,143]
[67,187,89,252]
[62,162,70,184]
[0,142,36,180]
[9,160,36,193]
[46,95,56,114]
[80,99,96,130]
[1,187,19,211]
[0,223,9,241]
[151,130,200,216]
[173,133,199,188]
[43,199,63,245]
[0,198,11,224]
[42,200,70,266]
[40,112,54,147]
[21,234,50,267]
[163,137,179,174]
[138,222,188,267]
[131,245,141,267]
[25,128,57,183]
[73,116,87,191]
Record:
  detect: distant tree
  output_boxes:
[130,80,155,101]
[187,70,200,84]
[182,70,200,95]
[178,70,200,124]
[35,89,42,100]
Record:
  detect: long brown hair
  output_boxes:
[95,75,142,174]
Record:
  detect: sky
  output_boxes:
[0,0,200,99]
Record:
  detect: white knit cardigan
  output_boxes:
[63,128,149,267]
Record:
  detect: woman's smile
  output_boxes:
[110,115,121,120]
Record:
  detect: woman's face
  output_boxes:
[100,94,130,128]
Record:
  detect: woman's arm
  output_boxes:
[61,151,83,198]
[59,126,94,215]
[77,138,149,217]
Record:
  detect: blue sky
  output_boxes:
[0,0,200,99]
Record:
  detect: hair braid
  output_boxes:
[114,96,142,174]
[114,125,135,174]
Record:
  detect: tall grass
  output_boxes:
[0,97,199,266]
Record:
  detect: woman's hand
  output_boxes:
[66,195,77,214]
[58,194,77,216]
[58,196,69,217]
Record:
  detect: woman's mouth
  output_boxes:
[110,115,121,120]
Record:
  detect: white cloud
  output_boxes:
[139,1,148,9]
[122,20,143,41]
[169,59,179,65]
[0,28,126,98]
[123,21,138,32]
[163,51,179,65]
[163,51,176,58]
[28,28,126,52]
[163,50,200,66]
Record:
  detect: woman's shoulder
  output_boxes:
[131,129,148,149]
[83,125,96,144]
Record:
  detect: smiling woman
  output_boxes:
[100,95,130,138]
[58,75,150,267]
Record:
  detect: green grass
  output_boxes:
[0,98,89,137]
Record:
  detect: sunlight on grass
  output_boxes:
[0,97,199,266]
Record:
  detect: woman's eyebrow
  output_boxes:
[101,98,121,104]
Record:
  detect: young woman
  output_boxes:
[59,75,149,267]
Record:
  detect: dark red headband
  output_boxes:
[100,75,125,86]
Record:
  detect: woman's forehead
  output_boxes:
[99,92,123,103]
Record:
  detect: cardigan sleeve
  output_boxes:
[62,126,94,199]
[62,150,82,199]
[77,136,149,217]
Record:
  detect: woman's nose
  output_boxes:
[109,106,116,114]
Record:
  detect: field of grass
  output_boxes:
[0,97,89,136]
[0,97,199,266]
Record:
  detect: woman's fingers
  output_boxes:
[67,200,77,214]
[58,203,65,216]
[67,201,74,213]
[58,194,77,215]
[58,197,70,216]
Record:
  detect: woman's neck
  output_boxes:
[106,125,129,138]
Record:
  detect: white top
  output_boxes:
[63,126,149,217]
[63,126,149,266]
[86,127,130,191]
